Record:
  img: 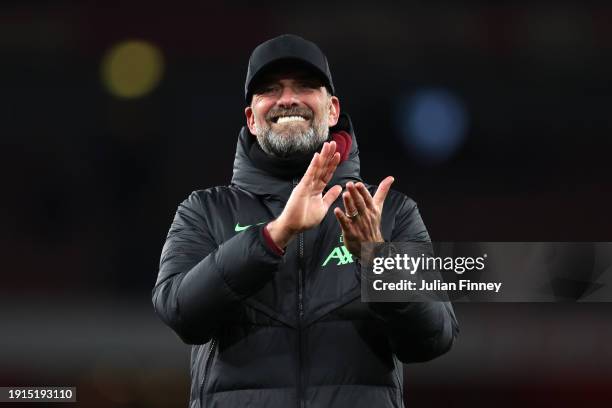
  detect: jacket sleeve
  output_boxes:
[368,195,459,363]
[152,191,284,345]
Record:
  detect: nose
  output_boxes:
[275,84,299,108]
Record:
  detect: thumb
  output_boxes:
[373,176,395,209]
[322,185,342,210]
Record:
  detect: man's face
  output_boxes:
[245,68,340,158]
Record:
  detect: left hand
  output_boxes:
[333,176,395,259]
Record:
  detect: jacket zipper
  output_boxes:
[200,339,217,407]
[293,178,305,408]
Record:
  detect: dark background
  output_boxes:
[2,1,611,407]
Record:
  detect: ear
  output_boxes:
[327,95,340,127]
[245,105,257,135]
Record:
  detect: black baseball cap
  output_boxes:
[245,34,335,103]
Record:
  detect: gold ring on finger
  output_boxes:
[346,210,359,219]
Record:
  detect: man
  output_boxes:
[153,34,458,408]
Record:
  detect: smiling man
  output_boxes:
[153,34,458,408]
[247,66,335,158]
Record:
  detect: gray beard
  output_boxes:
[255,117,329,158]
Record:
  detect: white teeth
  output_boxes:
[276,116,306,124]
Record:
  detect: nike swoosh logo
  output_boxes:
[235,221,267,232]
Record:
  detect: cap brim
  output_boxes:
[246,58,333,103]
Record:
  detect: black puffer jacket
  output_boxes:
[152,114,458,408]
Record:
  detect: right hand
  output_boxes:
[266,141,343,248]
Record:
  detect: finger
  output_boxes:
[328,140,337,156]
[314,142,331,181]
[321,141,330,159]
[317,141,336,180]
[347,182,367,214]
[321,140,335,157]
[342,189,358,217]
[321,152,341,185]
[302,152,320,184]
[355,182,375,212]
[313,143,326,179]
[373,176,395,209]
[334,207,352,233]
[322,185,342,209]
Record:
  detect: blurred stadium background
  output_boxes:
[2,1,611,406]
